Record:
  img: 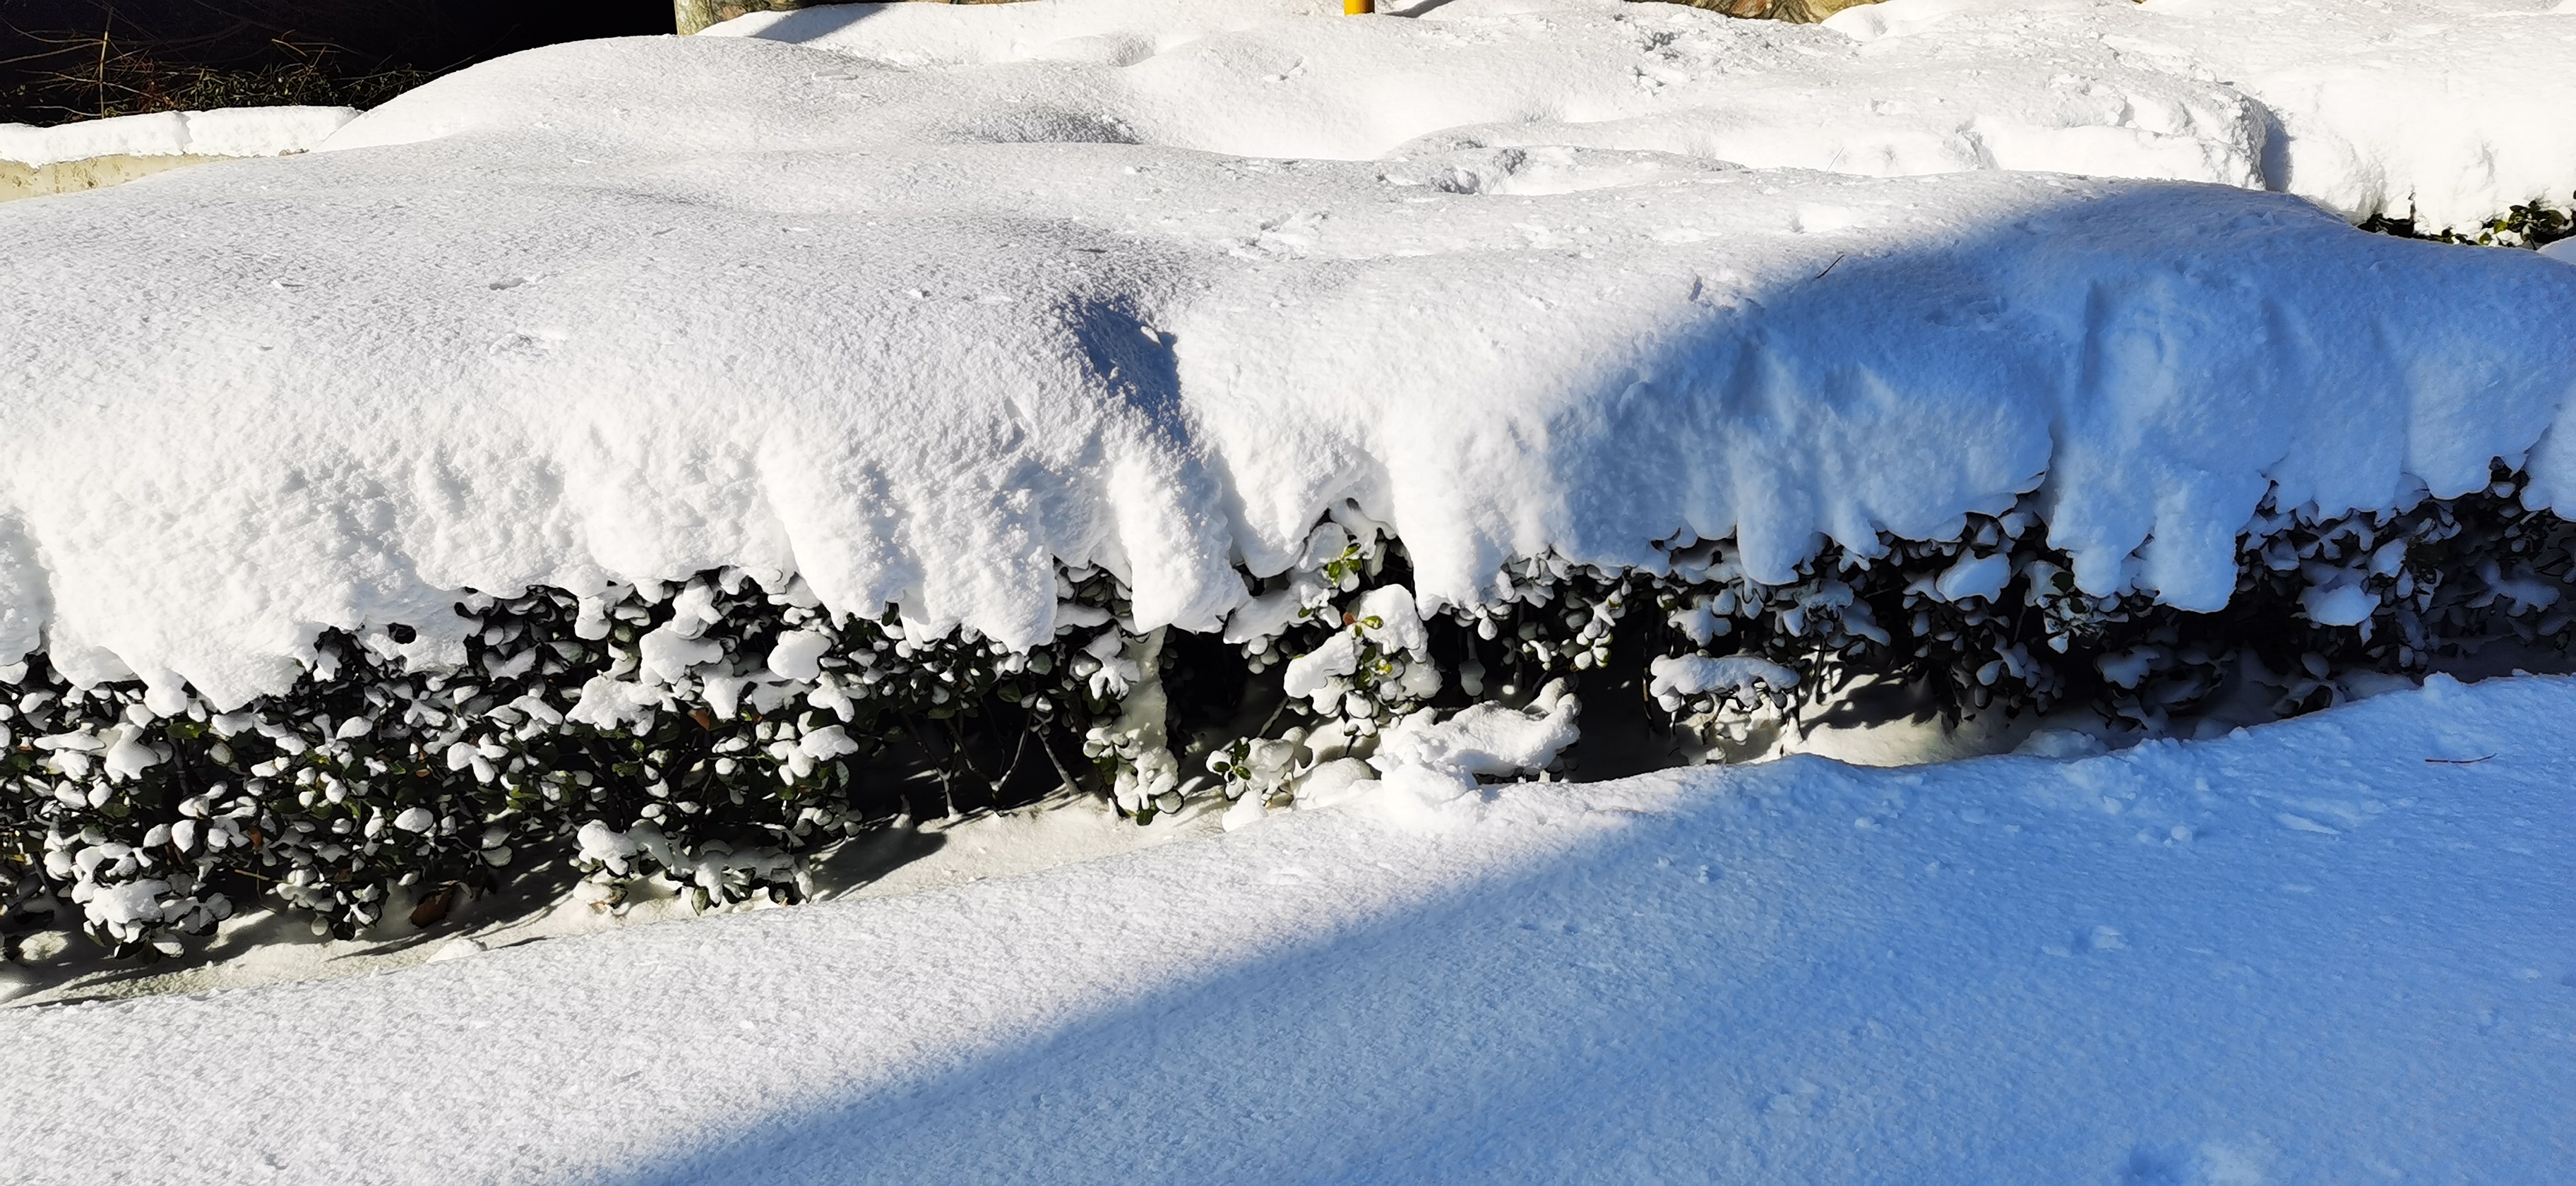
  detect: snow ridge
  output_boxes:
[0,107,356,167]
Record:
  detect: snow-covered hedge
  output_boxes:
[0,565,1154,955]
[8,0,2576,964]
[2361,191,2575,253]
[8,471,2573,960]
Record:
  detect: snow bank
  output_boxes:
[7,673,2570,1182]
[713,0,2576,227]
[1824,0,2576,228]
[0,0,2572,705]
[0,107,357,167]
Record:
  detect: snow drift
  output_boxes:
[0,0,2572,706]
[709,0,2576,229]
[0,107,356,168]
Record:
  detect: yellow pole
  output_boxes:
[1345,0,1373,12]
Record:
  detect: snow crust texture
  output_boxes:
[0,107,356,167]
[1,0,2574,703]
[6,674,2570,1182]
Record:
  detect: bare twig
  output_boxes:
[1036,724,1085,796]
[984,719,1031,796]
[897,714,958,817]
[2423,754,2495,765]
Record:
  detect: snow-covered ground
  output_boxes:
[0,784,1241,1006]
[6,673,2570,1182]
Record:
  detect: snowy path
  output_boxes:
[6,675,2570,1183]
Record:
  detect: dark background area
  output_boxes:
[1,1,674,125]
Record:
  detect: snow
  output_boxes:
[0,106,357,167]
[1931,549,2012,603]
[1369,676,1581,779]
[713,0,2576,227]
[1823,0,2576,229]
[2300,580,2379,628]
[1,0,2572,705]
[1282,632,1365,701]
[6,673,2571,1181]
[1647,652,1800,699]
[8,8,2570,1167]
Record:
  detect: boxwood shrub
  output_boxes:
[4,466,2571,963]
